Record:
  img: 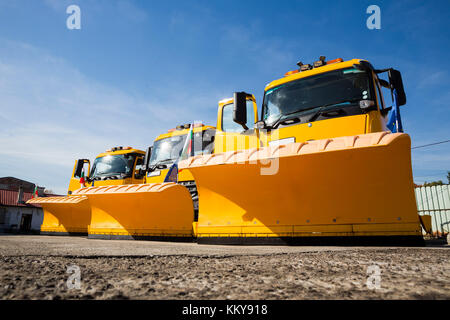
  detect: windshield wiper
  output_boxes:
[103,174,126,180]
[148,158,173,172]
[103,172,126,176]
[268,99,360,129]
[91,172,127,180]
[268,110,305,129]
[268,105,325,129]
[307,99,360,123]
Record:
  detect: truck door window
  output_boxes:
[222,100,255,132]
[378,75,393,110]
[135,156,145,171]
[74,161,90,178]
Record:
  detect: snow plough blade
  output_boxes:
[72,183,195,241]
[26,196,90,236]
[179,131,424,245]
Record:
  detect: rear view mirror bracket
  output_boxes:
[380,106,392,117]
[379,79,390,89]
[375,68,407,106]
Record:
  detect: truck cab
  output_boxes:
[218,57,406,150]
[67,147,146,195]
[145,123,216,219]
[145,123,216,184]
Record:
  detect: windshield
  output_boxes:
[149,130,215,166]
[150,135,187,166]
[90,154,137,178]
[262,67,372,125]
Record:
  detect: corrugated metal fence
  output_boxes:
[415,185,450,236]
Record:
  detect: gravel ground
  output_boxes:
[0,236,449,300]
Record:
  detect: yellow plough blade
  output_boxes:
[72,183,195,241]
[26,196,90,235]
[179,132,424,245]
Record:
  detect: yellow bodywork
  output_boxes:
[419,215,433,235]
[179,132,422,244]
[30,57,423,245]
[68,148,146,194]
[27,196,90,235]
[28,148,145,236]
[145,125,215,184]
[177,58,424,244]
[85,125,214,239]
[146,165,196,184]
[73,183,194,240]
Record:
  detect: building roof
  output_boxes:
[0,177,36,193]
[0,189,42,208]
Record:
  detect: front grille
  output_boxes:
[178,180,199,221]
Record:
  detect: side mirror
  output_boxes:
[135,168,146,179]
[233,92,248,130]
[389,69,406,106]
[74,159,85,178]
[143,146,152,170]
[74,159,90,178]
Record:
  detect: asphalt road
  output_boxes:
[0,235,448,299]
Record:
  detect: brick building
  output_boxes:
[0,177,56,233]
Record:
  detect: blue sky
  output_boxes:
[0,0,449,193]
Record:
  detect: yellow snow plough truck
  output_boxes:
[49,56,431,245]
[178,57,431,245]
[78,124,216,240]
[27,147,146,236]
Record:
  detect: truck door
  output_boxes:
[68,159,90,195]
[214,96,259,153]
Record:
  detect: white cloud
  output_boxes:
[417,71,447,89]
[44,0,147,24]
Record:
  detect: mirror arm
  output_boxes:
[380,106,392,117]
